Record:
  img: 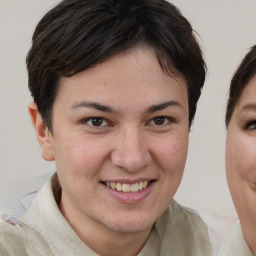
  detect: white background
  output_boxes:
[0,0,256,226]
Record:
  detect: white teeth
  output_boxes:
[110,183,116,189]
[138,181,144,190]
[131,183,139,192]
[122,184,131,192]
[105,181,149,193]
[116,183,122,191]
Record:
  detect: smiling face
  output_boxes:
[32,46,189,247]
[226,75,256,251]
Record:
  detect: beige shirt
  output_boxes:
[0,175,213,256]
[218,221,254,256]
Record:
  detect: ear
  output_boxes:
[28,102,55,161]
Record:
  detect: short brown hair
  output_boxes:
[27,0,206,130]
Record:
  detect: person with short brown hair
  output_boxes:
[0,1,213,255]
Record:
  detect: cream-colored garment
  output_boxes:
[0,175,213,256]
[218,221,254,256]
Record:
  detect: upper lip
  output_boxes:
[101,178,156,184]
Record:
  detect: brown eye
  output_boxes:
[91,117,104,126]
[153,116,167,125]
[82,116,112,131]
[84,117,108,127]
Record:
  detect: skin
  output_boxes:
[29,46,189,256]
[226,75,256,254]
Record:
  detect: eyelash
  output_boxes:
[81,116,175,129]
[245,120,256,130]
[81,117,111,128]
[147,116,175,126]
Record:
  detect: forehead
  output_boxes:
[55,47,188,108]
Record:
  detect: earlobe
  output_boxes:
[28,102,55,161]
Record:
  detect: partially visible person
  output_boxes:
[0,0,213,255]
[219,45,256,256]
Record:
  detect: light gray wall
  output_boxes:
[1,0,256,220]
[172,0,256,219]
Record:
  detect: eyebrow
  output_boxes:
[241,103,256,112]
[71,100,181,113]
[71,101,114,112]
[145,101,182,113]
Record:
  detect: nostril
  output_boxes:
[111,152,151,170]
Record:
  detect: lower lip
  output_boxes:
[101,182,154,204]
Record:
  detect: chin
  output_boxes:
[109,223,152,234]
[103,212,157,234]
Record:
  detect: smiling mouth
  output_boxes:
[101,180,154,193]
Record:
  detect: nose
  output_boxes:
[111,126,152,173]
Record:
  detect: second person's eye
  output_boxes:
[246,120,256,130]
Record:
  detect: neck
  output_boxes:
[59,196,152,256]
[239,215,256,255]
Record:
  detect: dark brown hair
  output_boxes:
[226,45,256,126]
[27,0,206,130]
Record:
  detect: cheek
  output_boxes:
[241,141,256,191]
[226,133,256,192]
[53,134,109,177]
[155,132,188,172]
[155,134,188,207]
